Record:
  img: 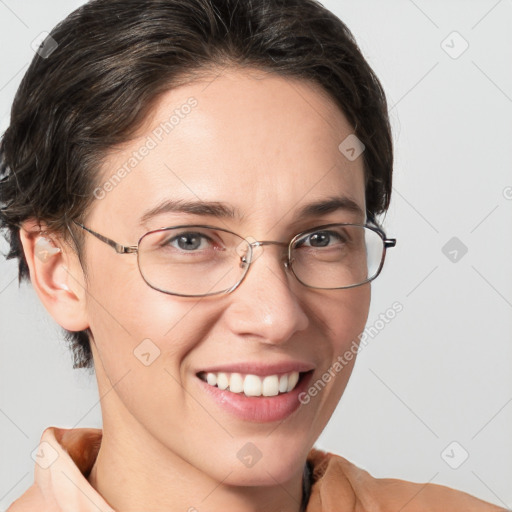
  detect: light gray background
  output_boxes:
[1,0,511,509]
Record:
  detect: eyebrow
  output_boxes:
[139,195,365,225]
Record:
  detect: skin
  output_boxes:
[21,67,370,512]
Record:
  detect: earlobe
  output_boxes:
[19,220,90,332]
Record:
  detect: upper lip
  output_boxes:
[196,361,315,377]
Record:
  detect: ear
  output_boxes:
[19,219,89,332]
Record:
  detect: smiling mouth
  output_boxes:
[197,370,311,398]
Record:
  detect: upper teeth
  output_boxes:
[201,371,300,397]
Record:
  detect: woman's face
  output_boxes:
[80,67,370,485]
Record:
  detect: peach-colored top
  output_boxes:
[7,427,505,511]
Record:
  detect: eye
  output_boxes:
[295,230,344,249]
[164,231,217,252]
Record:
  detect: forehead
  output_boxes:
[90,67,366,236]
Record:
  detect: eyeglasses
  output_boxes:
[73,221,396,297]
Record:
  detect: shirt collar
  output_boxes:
[34,426,113,511]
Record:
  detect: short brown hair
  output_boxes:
[0,0,393,369]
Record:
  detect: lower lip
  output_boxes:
[196,371,313,423]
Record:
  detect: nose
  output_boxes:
[223,242,309,345]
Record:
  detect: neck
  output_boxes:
[87,400,307,512]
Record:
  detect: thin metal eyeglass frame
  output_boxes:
[72,220,396,296]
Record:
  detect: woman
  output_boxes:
[0,0,504,510]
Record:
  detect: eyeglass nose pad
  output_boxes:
[235,236,263,268]
[235,239,250,269]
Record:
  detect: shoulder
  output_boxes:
[306,448,506,512]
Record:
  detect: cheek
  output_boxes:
[84,267,221,428]
[305,284,370,421]
[318,283,371,353]
[83,254,212,377]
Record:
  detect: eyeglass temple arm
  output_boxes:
[72,221,137,254]
[365,215,396,250]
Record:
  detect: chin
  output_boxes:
[222,439,310,487]
[223,461,303,487]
